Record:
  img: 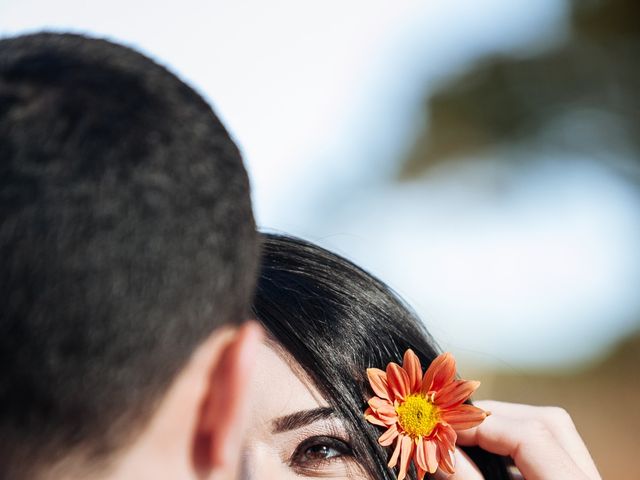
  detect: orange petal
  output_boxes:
[367,368,390,400]
[436,440,456,474]
[435,380,480,409]
[436,424,457,452]
[367,396,391,410]
[368,399,398,425]
[415,437,427,471]
[386,362,410,401]
[416,466,427,480]
[441,404,489,430]
[403,349,423,391]
[388,434,403,468]
[424,439,438,473]
[364,407,387,427]
[379,414,398,426]
[417,437,439,474]
[421,352,456,394]
[378,424,399,446]
[373,412,398,426]
[397,434,414,480]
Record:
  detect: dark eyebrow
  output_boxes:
[271,407,335,433]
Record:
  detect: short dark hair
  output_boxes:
[0,32,259,477]
[252,233,511,480]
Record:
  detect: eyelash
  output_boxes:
[289,435,354,471]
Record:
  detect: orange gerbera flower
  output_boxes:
[364,350,489,479]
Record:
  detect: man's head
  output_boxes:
[0,32,260,479]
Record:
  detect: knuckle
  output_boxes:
[543,406,574,427]
[523,418,550,437]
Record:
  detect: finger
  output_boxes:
[432,448,484,480]
[473,401,600,480]
[456,411,590,480]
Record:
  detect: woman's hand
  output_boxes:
[441,400,601,480]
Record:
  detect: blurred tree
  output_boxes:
[399,3,640,476]
[400,0,640,180]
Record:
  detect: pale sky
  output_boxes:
[3,0,639,368]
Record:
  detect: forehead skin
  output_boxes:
[241,342,326,478]
[243,341,369,479]
[247,341,328,432]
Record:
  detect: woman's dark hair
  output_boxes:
[252,233,511,479]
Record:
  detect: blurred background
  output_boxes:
[1,0,638,477]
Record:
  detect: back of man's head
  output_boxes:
[0,32,259,478]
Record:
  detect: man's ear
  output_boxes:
[193,321,263,478]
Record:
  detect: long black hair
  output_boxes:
[252,233,511,479]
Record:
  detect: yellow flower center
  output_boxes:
[396,394,440,438]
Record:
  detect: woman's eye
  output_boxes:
[291,435,353,466]
[303,443,342,460]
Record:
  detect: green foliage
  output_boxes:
[400,0,640,179]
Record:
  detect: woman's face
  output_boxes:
[242,341,367,479]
